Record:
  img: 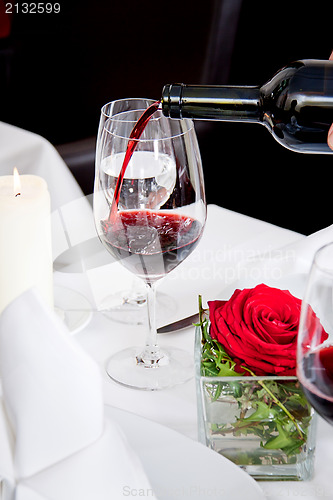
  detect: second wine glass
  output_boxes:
[96,99,154,323]
[94,102,206,390]
[297,242,333,424]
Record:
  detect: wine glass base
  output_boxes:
[105,346,194,390]
[100,291,178,326]
[100,291,147,325]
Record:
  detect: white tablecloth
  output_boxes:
[0,121,83,209]
[1,121,333,500]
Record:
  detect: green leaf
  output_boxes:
[229,381,243,398]
[201,362,220,377]
[281,439,304,456]
[216,360,239,377]
[243,401,277,422]
[263,423,295,450]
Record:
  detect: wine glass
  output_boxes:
[95,99,155,324]
[297,242,333,424]
[93,102,206,390]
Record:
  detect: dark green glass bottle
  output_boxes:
[161,60,333,154]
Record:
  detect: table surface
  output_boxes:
[2,121,333,500]
[54,203,333,500]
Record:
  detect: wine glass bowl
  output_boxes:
[100,109,177,212]
[297,242,333,424]
[94,102,206,390]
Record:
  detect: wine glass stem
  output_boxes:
[136,281,168,367]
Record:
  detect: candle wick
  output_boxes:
[15,192,21,197]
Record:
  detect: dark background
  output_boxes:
[1,0,333,235]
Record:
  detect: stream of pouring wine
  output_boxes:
[109,100,161,222]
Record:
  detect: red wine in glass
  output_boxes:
[301,345,333,424]
[102,210,202,282]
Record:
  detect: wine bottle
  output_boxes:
[161,59,333,154]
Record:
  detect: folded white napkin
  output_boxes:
[237,223,333,279]
[286,223,333,272]
[0,289,155,500]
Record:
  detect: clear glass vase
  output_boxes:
[195,327,317,481]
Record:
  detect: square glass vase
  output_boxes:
[195,326,317,481]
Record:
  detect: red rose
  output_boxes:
[208,284,304,376]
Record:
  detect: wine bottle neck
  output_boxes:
[162,84,261,123]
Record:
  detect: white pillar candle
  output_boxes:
[0,171,53,314]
